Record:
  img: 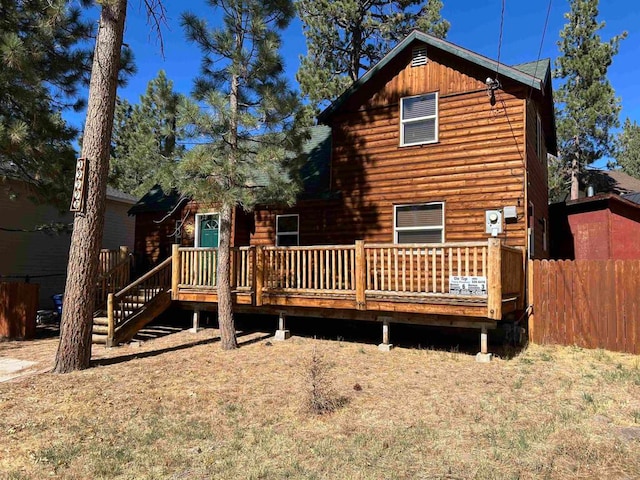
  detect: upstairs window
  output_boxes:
[394,203,444,244]
[400,93,438,146]
[276,214,299,246]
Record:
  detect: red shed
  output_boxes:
[550,193,640,260]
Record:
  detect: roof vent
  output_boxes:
[411,46,428,67]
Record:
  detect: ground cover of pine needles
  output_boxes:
[1,325,639,479]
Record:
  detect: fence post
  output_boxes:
[355,240,366,310]
[171,244,180,300]
[487,238,502,320]
[527,258,534,342]
[255,245,264,306]
[107,293,115,347]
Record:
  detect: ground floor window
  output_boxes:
[276,214,299,246]
[394,202,444,243]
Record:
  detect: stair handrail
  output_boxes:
[95,255,131,311]
[113,256,172,301]
[106,256,172,345]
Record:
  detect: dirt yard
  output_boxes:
[1,320,639,479]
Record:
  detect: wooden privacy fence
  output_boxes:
[529,259,640,354]
[0,282,39,339]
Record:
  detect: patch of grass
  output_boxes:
[2,330,640,479]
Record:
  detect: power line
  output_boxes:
[495,0,506,81]
[529,0,554,97]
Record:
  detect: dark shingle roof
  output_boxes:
[586,169,640,196]
[298,125,332,198]
[623,192,640,205]
[127,185,184,215]
[127,125,333,214]
[106,186,137,204]
[512,59,551,82]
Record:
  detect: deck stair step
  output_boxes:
[93,325,109,335]
[92,334,107,344]
[94,317,109,326]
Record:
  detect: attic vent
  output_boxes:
[411,46,428,67]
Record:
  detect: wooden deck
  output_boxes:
[172,238,525,324]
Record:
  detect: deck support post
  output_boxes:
[378,316,394,352]
[190,309,201,333]
[106,293,115,348]
[255,246,264,306]
[476,326,492,362]
[355,240,366,310]
[487,238,502,320]
[274,311,290,341]
[171,244,180,301]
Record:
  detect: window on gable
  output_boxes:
[276,214,299,246]
[394,203,444,244]
[400,93,438,146]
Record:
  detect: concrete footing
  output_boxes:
[274,329,291,341]
[378,343,394,352]
[274,312,290,341]
[476,353,493,363]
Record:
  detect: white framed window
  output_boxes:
[276,214,299,246]
[394,202,444,244]
[400,93,438,146]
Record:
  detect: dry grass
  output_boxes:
[1,325,640,479]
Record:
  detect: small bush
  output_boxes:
[304,348,347,415]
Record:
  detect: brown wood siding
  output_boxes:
[525,100,550,259]
[250,45,534,248]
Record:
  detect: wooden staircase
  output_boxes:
[92,257,172,346]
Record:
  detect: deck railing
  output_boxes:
[364,242,487,295]
[173,239,524,319]
[95,247,131,311]
[177,247,253,290]
[263,245,356,293]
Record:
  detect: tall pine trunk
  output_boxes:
[53,0,127,373]
[217,202,237,349]
[216,69,239,350]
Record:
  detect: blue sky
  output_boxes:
[72,0,640,155]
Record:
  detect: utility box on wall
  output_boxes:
[485,210,503,236]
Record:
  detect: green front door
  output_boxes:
[198,214,219,248]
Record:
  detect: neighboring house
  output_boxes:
[132,31,555,261]
[0,181,137,308]
[550,191,640,260]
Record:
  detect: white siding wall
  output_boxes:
[0,182,135,308]
[101,200,135,250]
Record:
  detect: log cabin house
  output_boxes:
[104,31,556,357]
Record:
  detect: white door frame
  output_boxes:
[194,212,220,247]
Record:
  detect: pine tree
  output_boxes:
[554,0,626,199]
[110,71,184,197]
[297,0,449,109]
[0,0,92,208]
[54,0,129,373]
[609,118,640,179]
[179,0,308,350]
